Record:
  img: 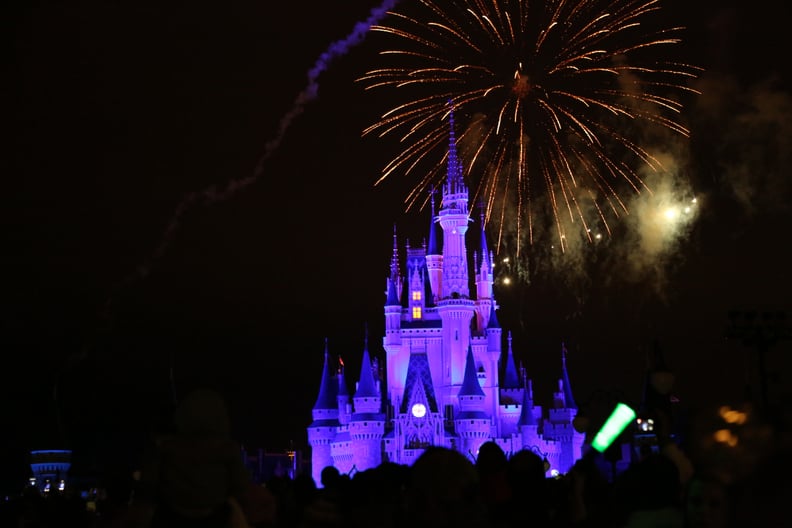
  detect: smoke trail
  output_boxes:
[101,0,400,321]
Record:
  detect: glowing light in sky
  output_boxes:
[360,0,701,251]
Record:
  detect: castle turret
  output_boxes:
[349,333,385,472]
[437,107,476,386]
[544,344,584,472]
[385,225,403,343]
[518,378,539,447]
[486,302,502,353]
[455,345,491,460]
[308,339,339,486]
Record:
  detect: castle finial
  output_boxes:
[390,224,399,280]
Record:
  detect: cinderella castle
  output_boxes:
[307,112,584,485]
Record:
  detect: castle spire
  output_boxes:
[517,376,537,426]
[386,224,402,306]
[355,327,379,399]
[459,344,485,397]
[487,303,500,329]
[503,331,520,389]
[560,343,577,410]
[444,103,467,199]
[478,204,490,274]
[427,188,441,255]
[390,224,400,281]
[313,338,338,410]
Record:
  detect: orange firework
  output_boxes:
[358,0,701,251]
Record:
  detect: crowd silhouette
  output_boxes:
[2,388,788,528]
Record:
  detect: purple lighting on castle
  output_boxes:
[308,113,585,481]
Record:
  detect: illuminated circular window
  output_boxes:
[411,403,427,418]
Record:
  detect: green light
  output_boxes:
[590,403,636,453]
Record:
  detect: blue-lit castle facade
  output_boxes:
[307,113,584,484]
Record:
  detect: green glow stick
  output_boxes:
[590,403,637,453]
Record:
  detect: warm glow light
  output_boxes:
[713,428,738,447]
[502,277,511,285]
[718,406,747,425]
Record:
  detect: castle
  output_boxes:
[307,112,584,485]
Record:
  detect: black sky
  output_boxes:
[4,0,792,486]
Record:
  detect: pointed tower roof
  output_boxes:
[503,332,520,389]
[443,104,467,198]
[487,303,500,329]
[313,338,338,410]
[459,344,485,397]
[517,378,537,426]
[423,267,435,308]
[427,188,442,255]
[478,205,491,273]
[560,343,577,410]
[386,278,400,306]
[354,328,379,399]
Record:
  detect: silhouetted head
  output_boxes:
[507,448,546,490]
[476,441,507,475]
[405,447,485,528]
[321,466,341,489]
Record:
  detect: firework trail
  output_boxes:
[101,0,401,321]
[359,0,701,252]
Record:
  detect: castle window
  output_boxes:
[412,291,421,301]
[412,306,422,319]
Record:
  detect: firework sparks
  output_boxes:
[359,0,701,252]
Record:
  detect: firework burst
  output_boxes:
[358,0,701,252]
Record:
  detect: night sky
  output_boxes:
[4,1,791,487]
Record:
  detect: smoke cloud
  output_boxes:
[102,0,401,319]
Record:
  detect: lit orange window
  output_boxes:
[412,291,421,301]
[412,307,422,319]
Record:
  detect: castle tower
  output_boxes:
[425,189,443,302]
[518,377,540,448]
[454,345,491,460]
[544,344,584,472]
[437,108,477,387]
[349,333,385,473]
[499,330,523,429]
[307,339,339,486]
